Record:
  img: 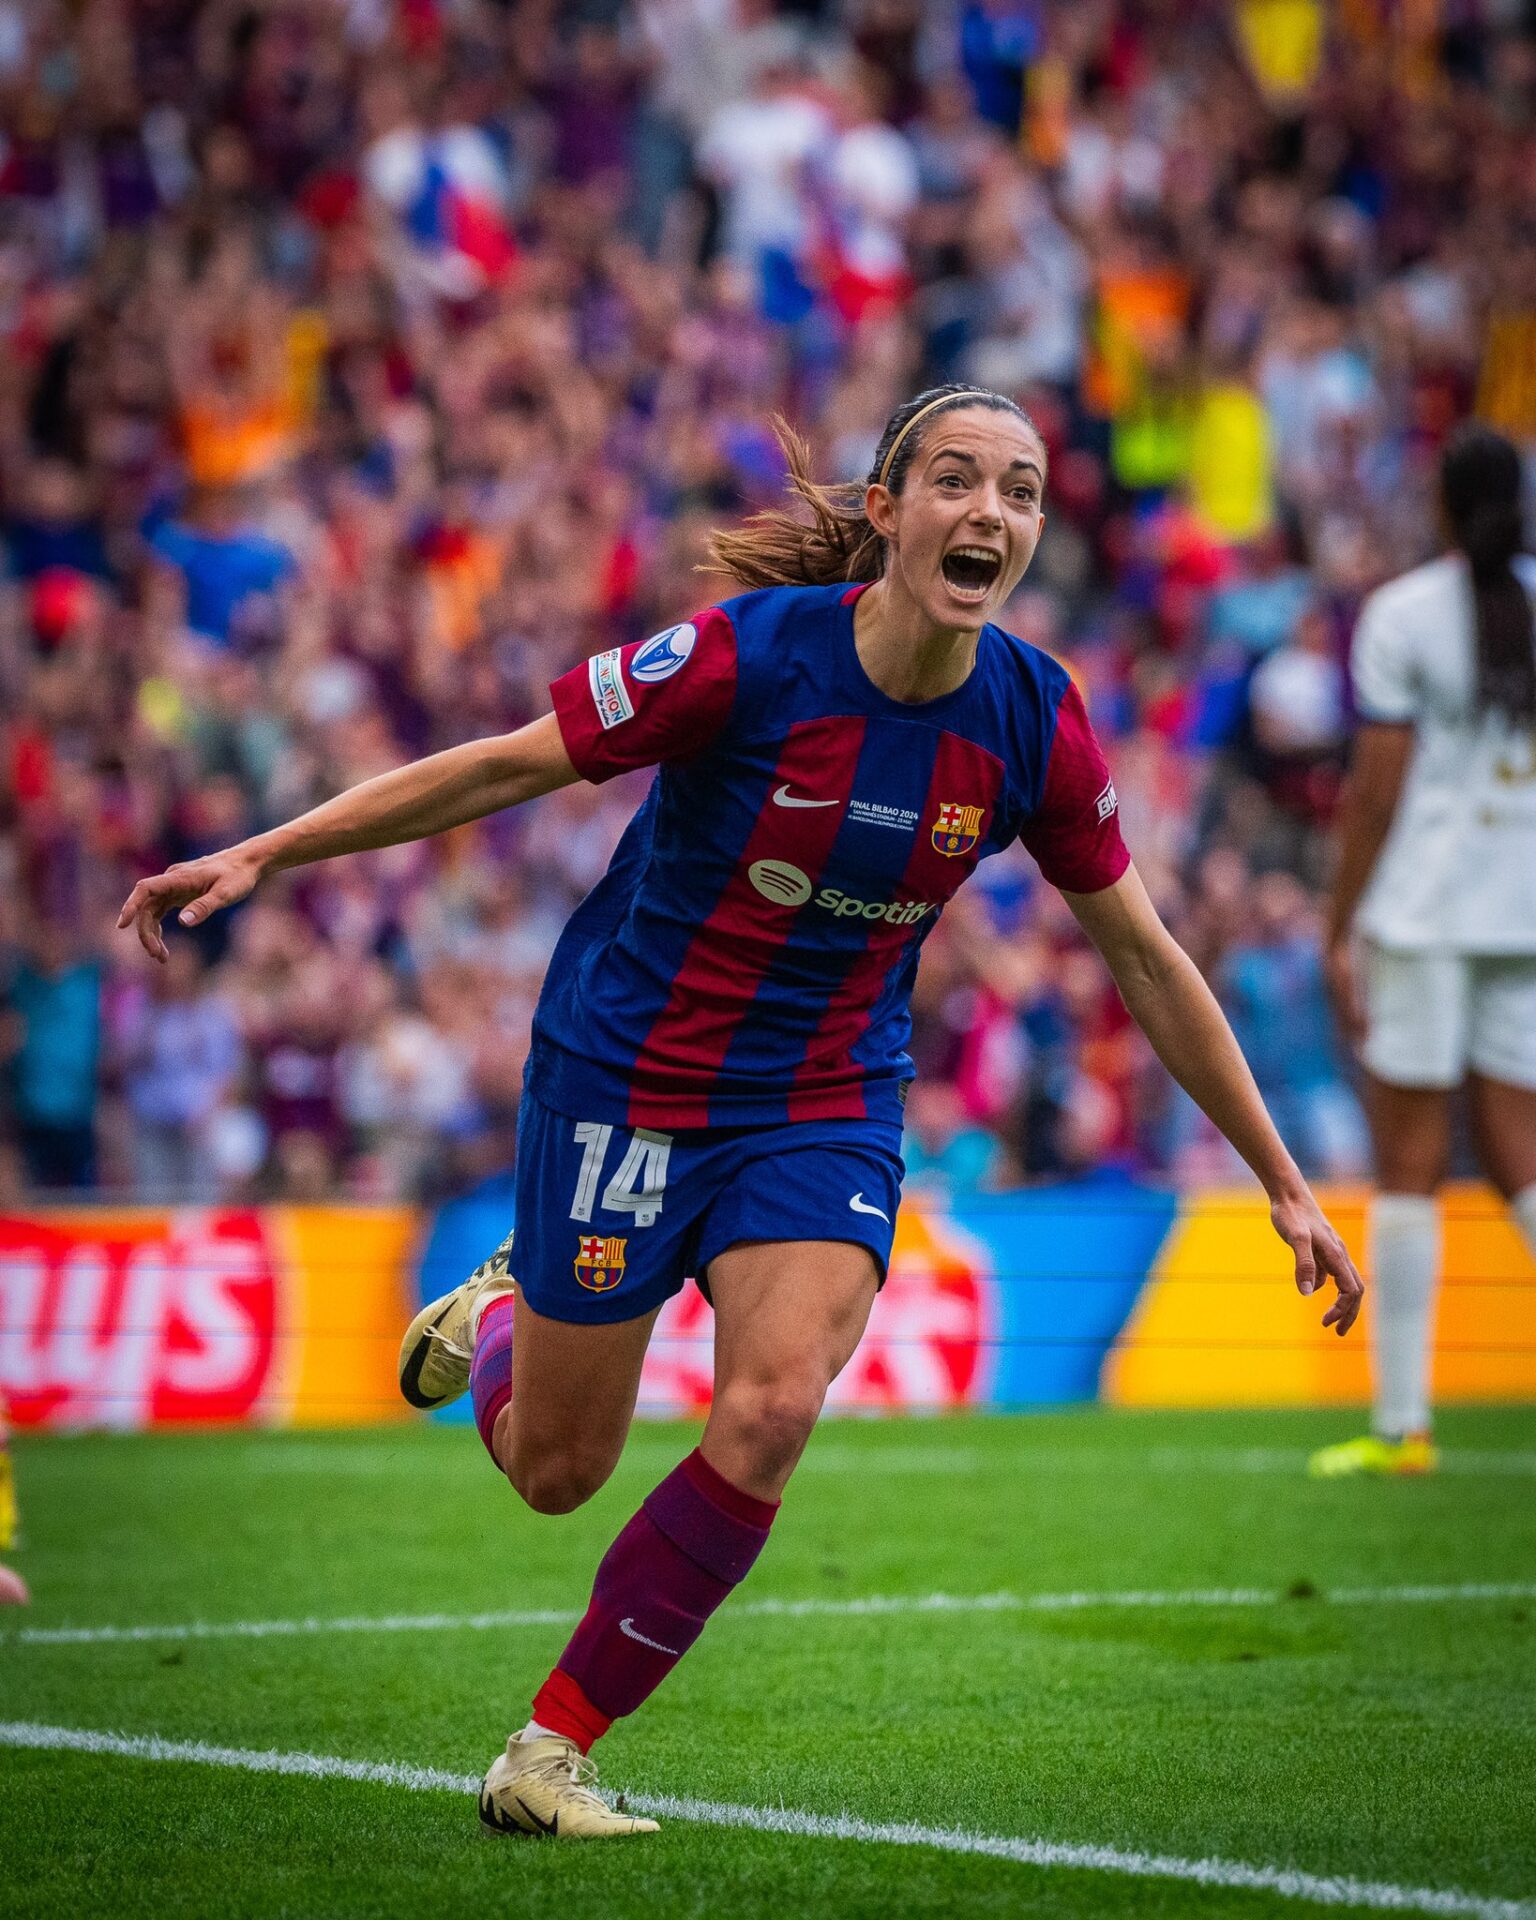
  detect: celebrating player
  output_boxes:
[1314,425,1536,1478]
[119,384,1361,1838]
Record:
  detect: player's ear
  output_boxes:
[864,483,899,542]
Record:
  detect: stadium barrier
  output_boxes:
[2,1184,1532,1430]
[0,1207,417,1430]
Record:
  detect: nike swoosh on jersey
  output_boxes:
[848,1192,889,1221]
[772,785,837,808]
[620,1616,681,1655]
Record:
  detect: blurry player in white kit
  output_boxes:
[1318,425,1536,1476]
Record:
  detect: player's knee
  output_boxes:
[713,1378,824,1480]
[506,1448,613,1516]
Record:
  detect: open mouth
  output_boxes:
[940,546,1003,599]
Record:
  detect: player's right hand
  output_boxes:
[1324,936,1365,1052]
[117,847,265,961]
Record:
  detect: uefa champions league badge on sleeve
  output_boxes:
[631,623,697,683]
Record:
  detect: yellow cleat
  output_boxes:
[0,1439,16,1553]
[397,1230,516,1410]
[1307,1433,1439,1478]
[478,1735,659,1840]
[0,1415,23,1599]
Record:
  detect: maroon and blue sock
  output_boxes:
[530,1448,779,1751]
[469,1294,515,1463]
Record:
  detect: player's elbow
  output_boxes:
[1106,924,1186,1007]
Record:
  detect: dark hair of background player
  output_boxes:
[1439,423,1536,726]
[706,384,1043,591]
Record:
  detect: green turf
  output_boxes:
[3,1405,1534,1919]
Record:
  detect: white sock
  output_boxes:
[517,1720,563,1745]
[1510,1181,1536,1264]
[1369,1193,1440,1439]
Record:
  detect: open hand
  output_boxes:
[1270,1186,1364,1337]
[116,847,265,961]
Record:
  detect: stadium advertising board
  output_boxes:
[3,1186,1531,1430]
[417,1180,1536,1421]
[0,1208,415,1431]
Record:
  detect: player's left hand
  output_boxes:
[1269,1187,1364,1337]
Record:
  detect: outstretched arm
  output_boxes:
[1063,864,1363,1335]
[118,713,579,961]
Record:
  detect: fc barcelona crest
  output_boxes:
[575,1234,628,1292]
[932,802,984,857]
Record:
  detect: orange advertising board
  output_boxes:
[1104,1183,1536,1407]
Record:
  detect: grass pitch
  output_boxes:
[3,1405,1534,1920]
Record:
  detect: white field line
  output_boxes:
[11,1580,1536,1648]
[0,1720,1529,1920]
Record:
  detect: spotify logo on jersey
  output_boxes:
[748,860,813,907]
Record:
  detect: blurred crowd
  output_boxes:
[2,0,1534,1204]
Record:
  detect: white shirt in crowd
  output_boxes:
[1351,552,1536,953]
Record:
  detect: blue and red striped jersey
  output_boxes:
[530,582,1128,1129]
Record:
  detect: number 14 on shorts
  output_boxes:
[569,1122,674,1228]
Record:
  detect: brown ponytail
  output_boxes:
[704,385,1040,591]
[704,416,881,590]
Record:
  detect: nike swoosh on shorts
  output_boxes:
[848,1193,889,1221]
[772,785,836,808]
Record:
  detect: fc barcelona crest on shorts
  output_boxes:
[575,1234,628,1292]
[932,802,984,857]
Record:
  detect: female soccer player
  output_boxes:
[1315,424,1536,1478]
[120,384,1361,1837]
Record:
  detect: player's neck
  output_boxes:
[853,578,979,705]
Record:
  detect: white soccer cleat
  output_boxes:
[397,1230,517,1411]
[478,1735,659,1839]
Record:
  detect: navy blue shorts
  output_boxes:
[511,1087,905,1325]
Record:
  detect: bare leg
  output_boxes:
[1365,1077,1452,1194]
[491,1286,660,1514]
[517,1239,880,1756]
[703,1239,881,1500]
[1467,1073,1536,1201]
[1468,1071,1536,1271]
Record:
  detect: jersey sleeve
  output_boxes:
[1349,588,1417,724]
[1017,681,1131,893]
[550,607,738,783]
